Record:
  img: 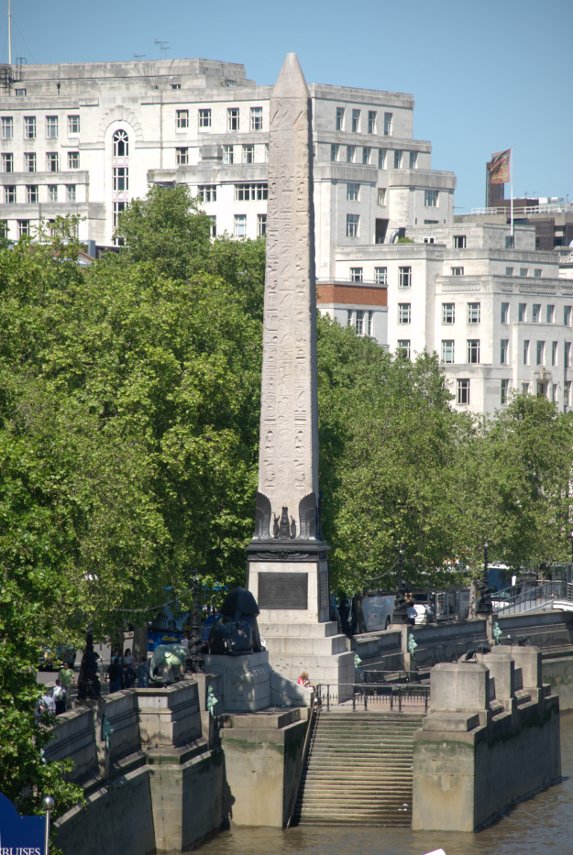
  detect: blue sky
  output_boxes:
[3,0,571,212]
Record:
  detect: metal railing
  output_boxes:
[286,693,319,829]
[316,682,430,713]
[492,580,570,615]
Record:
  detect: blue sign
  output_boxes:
[147,629,183,651]
[0,792,45,853]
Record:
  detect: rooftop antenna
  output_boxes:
[8,0,12,65]
[154,40,169,59]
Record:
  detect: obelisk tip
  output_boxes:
[273,52,308,98]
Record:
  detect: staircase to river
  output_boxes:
[294,710,423,827]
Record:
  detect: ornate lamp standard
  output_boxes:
[476,541,493,616]
[392,544,410,624]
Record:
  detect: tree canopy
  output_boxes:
[1,185,573,817]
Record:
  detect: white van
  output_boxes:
[355,593,395,632]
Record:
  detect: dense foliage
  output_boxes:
[1,185,572,813]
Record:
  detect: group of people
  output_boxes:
[36,662,75,719]
[106,648,150,692]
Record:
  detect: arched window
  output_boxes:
[113,129,129,157]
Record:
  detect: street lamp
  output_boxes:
[569,530,573,564]
[42,795,55,855]
[476,541,493,616]
[392,544,409,624]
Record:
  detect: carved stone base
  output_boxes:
[246,547,330,624]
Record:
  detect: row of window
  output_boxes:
[505,266,543,278]
[229,213,267,238]
[346,310,374,336]
[509,301,571,325]
[397,302,483,326]
[345,181,435,211]
[438,302,573,327]
[522,339,572,368]
[0,106,286,141]
[438,338,573,368]
[0,130,129,180]
[195,183,268,203]
[455,378,573,408]
[2,184,77,204]
[1,151,80,173]
[0,217,78,239]
[331,146,418,170]
[349,266,411,287]
[1,114,80,141]
[176,105,263,132]
[335,107,393,136]
[177,143,269,166]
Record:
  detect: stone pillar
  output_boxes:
[429,661,489,719]
[477,650,516,712]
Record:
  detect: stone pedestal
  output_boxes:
[203,651,272,712]
[220,709,306,827]
[247,547,354,699]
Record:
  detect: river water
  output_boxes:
[198,712,573,855]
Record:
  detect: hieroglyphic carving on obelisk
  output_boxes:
[254,53,320,542]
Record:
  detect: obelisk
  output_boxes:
[256,53,319,538]
[247,53,326,615]
[247,56,354,693]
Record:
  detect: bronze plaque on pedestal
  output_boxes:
[258,572,308,609]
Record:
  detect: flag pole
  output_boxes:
[8,0,12,65]
[510,148,514,241]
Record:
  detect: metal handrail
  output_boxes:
[285,692,318,829]
[493,580,568,615]
[316,682,430,714]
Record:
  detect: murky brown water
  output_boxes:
[197,712,573,855]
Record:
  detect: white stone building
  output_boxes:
[0,57,569,416]
[336,221,573,415]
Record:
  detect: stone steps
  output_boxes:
[294,711,423,827]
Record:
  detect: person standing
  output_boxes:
[36,688,56,720]
[122,648,136,688]
[52,678,67,715]
[59,662,74,708]
[107,652,123,693]
[136,656,150,688]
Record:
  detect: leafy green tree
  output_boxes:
[114,184,211,280]
[0,578,82,819]
[455,393,573,571]
[317,318,469,594]
[3,187,573,828]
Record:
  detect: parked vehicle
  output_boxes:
[353,592,395,632]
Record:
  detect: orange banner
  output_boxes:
[488,149,511,185]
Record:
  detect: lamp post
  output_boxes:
[42,795,54,855]
[569,530,573,565]
[476,540,493,616]
[392,544,409,624]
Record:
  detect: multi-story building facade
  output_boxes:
[0,58,569,416]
